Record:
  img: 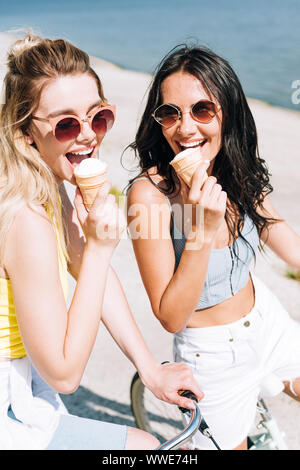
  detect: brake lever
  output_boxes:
[161,362,221,449]
[178,390,221,450]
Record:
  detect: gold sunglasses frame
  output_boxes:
[152,100,221,128]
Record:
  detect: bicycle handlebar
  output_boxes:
[157,388,221,450]
[178,389,199,413]
[157,399,202,450]
[155,362,221,450]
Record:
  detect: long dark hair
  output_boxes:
[128,44,279,251]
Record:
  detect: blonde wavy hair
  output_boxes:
[0,33,105,265]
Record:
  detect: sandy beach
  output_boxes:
[1,31,300,449]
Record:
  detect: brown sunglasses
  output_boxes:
[152,100,221,128]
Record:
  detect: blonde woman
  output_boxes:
[0,34,203,450]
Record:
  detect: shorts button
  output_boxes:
[196,353,200,357]
[244,321,250,327]
[229,338,234,342]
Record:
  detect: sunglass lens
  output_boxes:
[92,109,115,136]
[55,117,80,142]
[193,101,217,123]
[154,105,178,127]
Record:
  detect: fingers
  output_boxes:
[74,180,125,245]
[95,200,126,241]
[188,161,210,203]
[160,362,204,410]
[189,172,227,212]
[94,193,116,218]
[89,181,112,212]
[177,395,197,411]
[218,189,227,208]
[201,177,222,205]
[74,181,111,220]
[177,381,204,411]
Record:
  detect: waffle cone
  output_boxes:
[75,169,107,210]
[170,148,208,187]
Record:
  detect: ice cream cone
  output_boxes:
[170,147,209,187]
[74,158,108,210]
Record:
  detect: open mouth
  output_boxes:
[177,139,207,152]
[65,146,96,167]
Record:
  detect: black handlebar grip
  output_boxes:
[178,390,198,414]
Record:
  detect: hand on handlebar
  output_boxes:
[145,362,204,411]
[178,390,199,413]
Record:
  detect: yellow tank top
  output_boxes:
[0,203,68,359]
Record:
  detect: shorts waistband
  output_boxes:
[175,273,267,342]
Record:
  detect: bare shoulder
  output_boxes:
[127,167,168,206]
[8,203,52,240]
[127,168,173,241]
[4,203,57,274]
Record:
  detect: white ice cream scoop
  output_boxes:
[74,157,107,177]
[74,158,108,210]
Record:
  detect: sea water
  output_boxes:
[0,0,299,110]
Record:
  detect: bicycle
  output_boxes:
[130,369,288,450]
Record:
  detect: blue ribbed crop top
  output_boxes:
[170,210,259,309]
[128,176,260,309]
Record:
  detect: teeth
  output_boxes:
[180,140,206,148]
[71,148,93,156]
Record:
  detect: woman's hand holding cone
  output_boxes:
[74,182,126,251]
[187,163,227,242]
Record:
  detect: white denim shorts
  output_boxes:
[173,274,300,450]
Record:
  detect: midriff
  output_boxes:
[187,275,255,328]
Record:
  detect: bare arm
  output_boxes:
[258,195,300,268]
[101,267,204,407]
[59,183,85,279]
[59,183,204,408]
[127,164,227,333]
[128,189,211,333]
[5,184,120,394]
